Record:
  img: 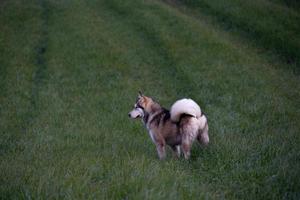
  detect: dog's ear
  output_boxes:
[138,91,144,98]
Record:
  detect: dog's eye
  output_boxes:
[136,104,144,110]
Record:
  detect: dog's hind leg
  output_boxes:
[171,145,181,158]
[197,123,209,146]
[181,134,192,159]
[180,118,199,159]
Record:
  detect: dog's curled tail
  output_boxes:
[170,98,202,122]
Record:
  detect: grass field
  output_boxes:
[1,0,300,199]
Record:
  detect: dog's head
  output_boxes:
[128,91,152,119]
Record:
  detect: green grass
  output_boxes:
[1,0,300,199]
[175,0,300,72]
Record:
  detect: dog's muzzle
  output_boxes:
[128,108,144,119]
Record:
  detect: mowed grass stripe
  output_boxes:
[0,0,52,198]
[268,0,300,11]
[176,0,300,71]
[0,0,47,152]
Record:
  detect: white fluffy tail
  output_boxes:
[170,98,202,122]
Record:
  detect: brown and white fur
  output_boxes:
[128,92,209,159]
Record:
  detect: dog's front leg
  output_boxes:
[156,142,166,160]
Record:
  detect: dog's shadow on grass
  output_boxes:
[158,144,211,163]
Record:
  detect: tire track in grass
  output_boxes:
[0,0,8,97]
[10,0,50,158]
[0,0,50,197]
[0,0,50,155]
[30,0,50,114]
[23,0,49,134]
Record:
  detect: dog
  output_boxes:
[128,92,209,159]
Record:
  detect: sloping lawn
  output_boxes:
[1,0,299,199]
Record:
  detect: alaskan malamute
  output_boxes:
[128,92,209,159]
